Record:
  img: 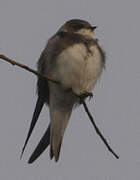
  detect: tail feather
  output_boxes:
[49,105,73,162]
[50,144,54,160]
[20,96,44,159]
[28,124,50,164]
[50,136,62,162]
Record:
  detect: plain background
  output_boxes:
[0,0,140,179]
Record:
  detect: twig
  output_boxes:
[82,100,119,159]
[0,54,119,159]
[0,54,59,83]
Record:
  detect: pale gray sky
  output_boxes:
[0,0,140,179]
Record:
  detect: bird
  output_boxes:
[20,19,105,163]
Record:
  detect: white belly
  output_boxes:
[56,43,102,95]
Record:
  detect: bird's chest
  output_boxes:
[56,43,102,93]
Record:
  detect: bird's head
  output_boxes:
[58,19,97,39]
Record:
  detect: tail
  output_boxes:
[28,124,50,164]
[49,99,74,162]
[20,96,45,159]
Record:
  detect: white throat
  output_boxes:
[76,29,96,39]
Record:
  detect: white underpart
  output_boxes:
[56,42,102,95]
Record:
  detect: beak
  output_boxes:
[91,26,97,31]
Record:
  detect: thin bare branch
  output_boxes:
[82,100,119,159]
[0,54,59,83]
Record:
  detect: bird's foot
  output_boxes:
[78,92,93,103]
